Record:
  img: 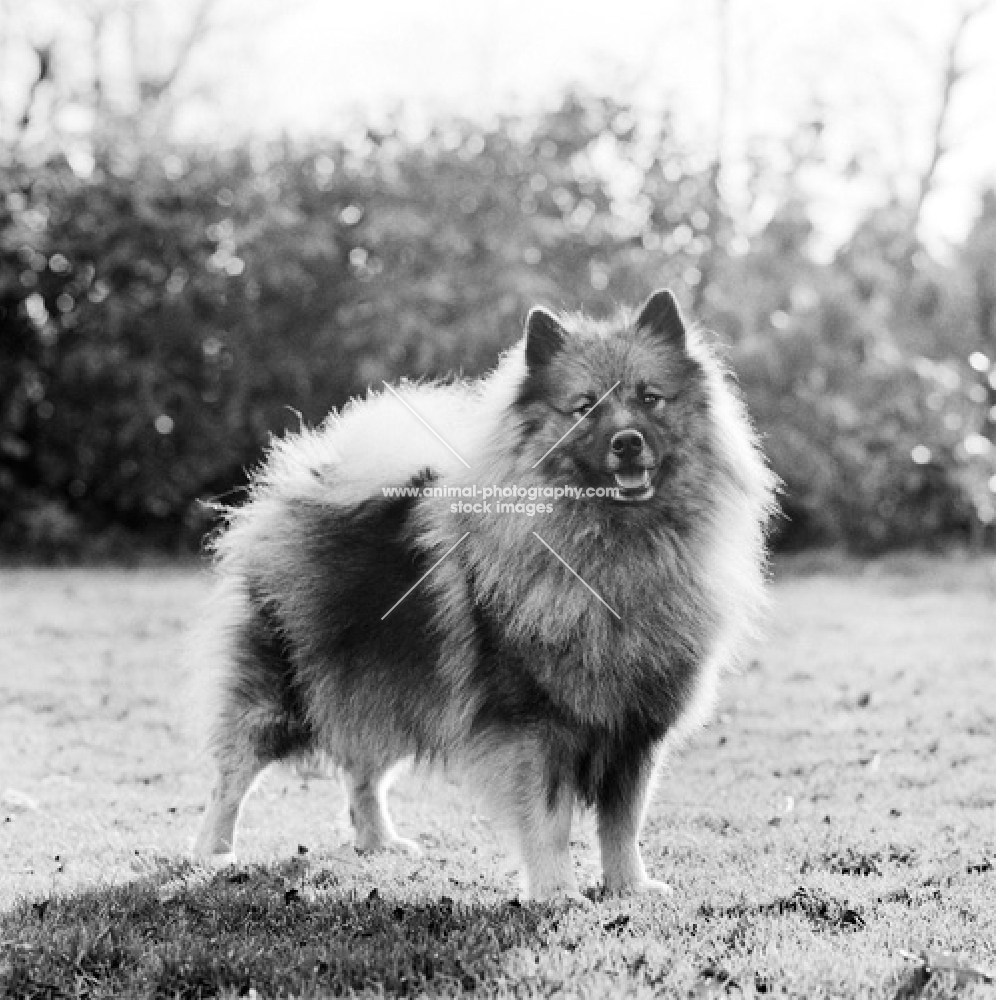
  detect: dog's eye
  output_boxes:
[571,400,594,417]
[641,391,664,407]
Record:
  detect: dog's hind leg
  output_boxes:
[345,761,421,855]
[193,578,308,865]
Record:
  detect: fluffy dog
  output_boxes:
[193,289,776,901]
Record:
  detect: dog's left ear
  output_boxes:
[636,289,686,348]
[524,307,566,371]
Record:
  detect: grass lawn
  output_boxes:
[1,555,995,998]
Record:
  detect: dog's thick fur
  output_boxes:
[193,289,777,900]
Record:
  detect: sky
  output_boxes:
[3,0,995,249]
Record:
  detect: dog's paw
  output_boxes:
[603,877,673,898]
[385,835,423,857]
[639,878,674,895]
[194,850,239,869]
[557,890,596,909]
[525,887,595,909]
[354,835,422,857]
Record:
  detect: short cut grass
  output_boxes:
[1,556,994,997]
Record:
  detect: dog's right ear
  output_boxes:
[524,307,566,371]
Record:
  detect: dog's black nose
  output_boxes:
[611,429,645,457]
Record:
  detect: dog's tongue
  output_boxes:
[614,470,650,491]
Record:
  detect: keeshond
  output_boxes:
[193,289,776,901]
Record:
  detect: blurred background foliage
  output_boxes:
[1,89,995,558]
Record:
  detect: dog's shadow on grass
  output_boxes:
[0,858,549,998]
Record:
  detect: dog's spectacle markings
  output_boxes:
[382,381,472,469]
[381,531,471,620]
[531,381,621,469]
[531,532,621,620]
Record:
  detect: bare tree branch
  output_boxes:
[16,42,53,136]
[152,0,217,101]
[90,7,107,123]
[124,0,217,111]
[913,0,993,232]
[694,0,730,313]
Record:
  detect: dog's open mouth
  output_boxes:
[613,469,655,502]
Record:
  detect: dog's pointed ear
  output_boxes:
[636,289,686,348]
[524,307,566,370]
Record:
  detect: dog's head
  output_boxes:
[514,289,713,505]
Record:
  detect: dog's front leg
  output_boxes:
[502,738,583,903]
[597,743,671,896]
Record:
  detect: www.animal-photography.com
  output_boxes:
[2,2,995,998]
